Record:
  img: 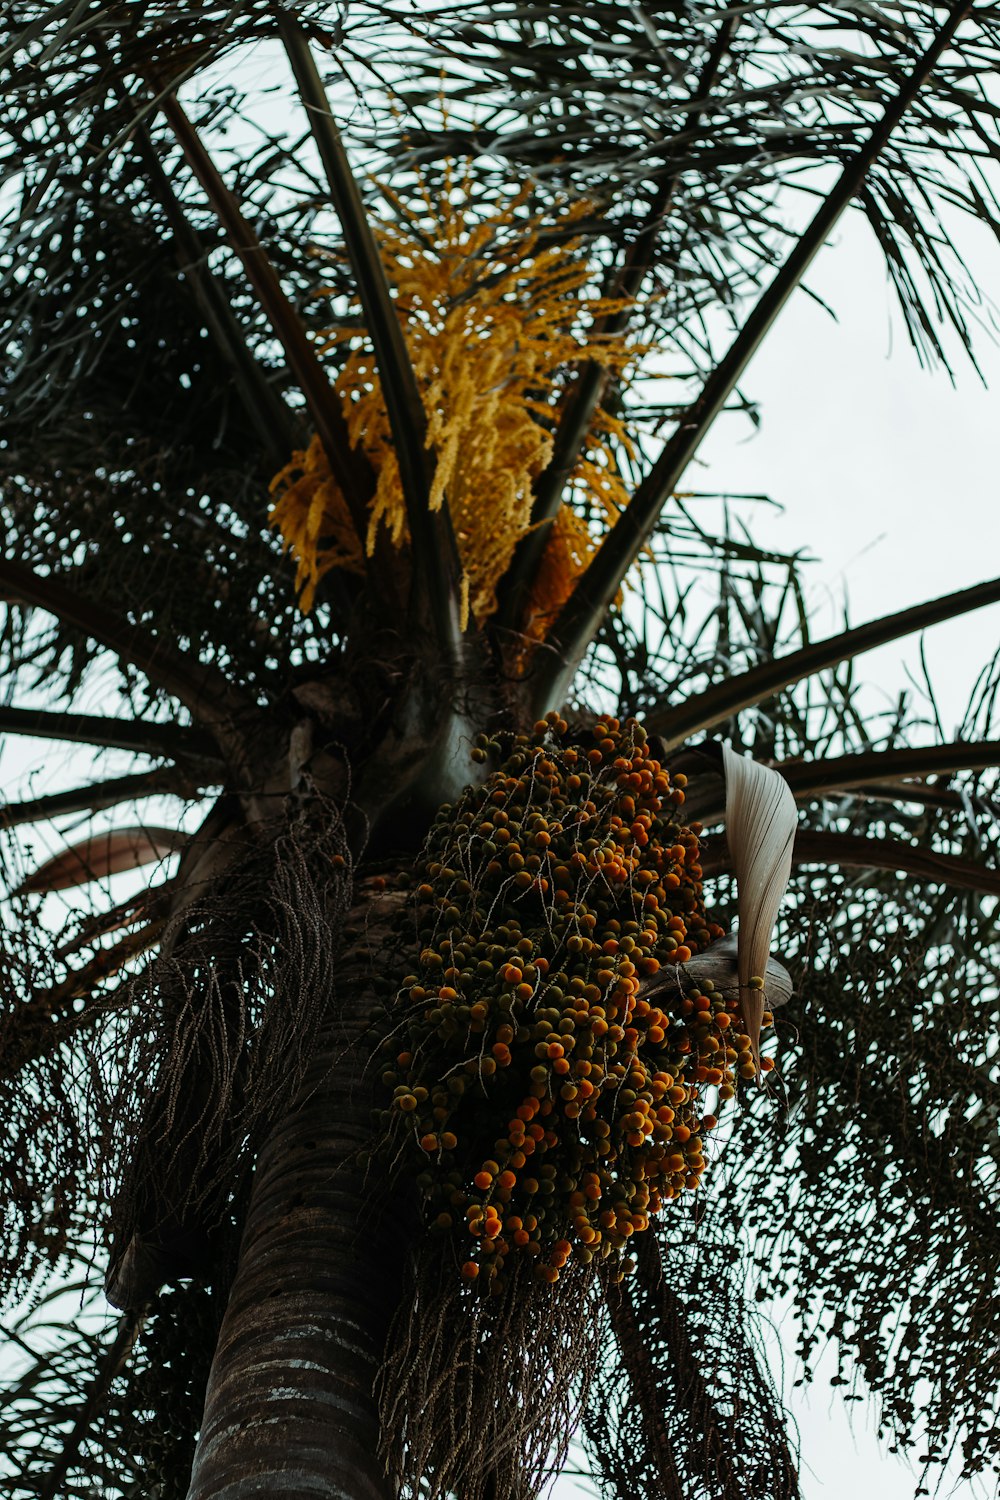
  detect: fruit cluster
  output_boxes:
[380,715,765,1288]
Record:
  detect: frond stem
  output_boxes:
[681,739,1000,823]
[702,826,1000,896]
[279,16,465,666]
[0,706,222,765]
[159,92,374,546]
[1,768,211,830]
[494,16,736,636]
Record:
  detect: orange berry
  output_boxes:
[474,1170,493,1190]
[462,1262,480,1280]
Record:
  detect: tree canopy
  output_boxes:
[2,3,1000,1497]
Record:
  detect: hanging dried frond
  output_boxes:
[0,844,111,1300]
[122,1282,222,1500]
[15,827,186,896]
[102,793,354,1306]
[269,167,641,624]
[380,1250,603,1500]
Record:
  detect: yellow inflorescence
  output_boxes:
[269,167,641,626]
[380,716,773,1290]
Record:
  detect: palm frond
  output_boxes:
[158,92,373,537]
[0,559,244,723]
[584,1225,799,1500]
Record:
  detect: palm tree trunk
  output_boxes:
[187,888,403,1500]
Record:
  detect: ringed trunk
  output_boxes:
[187,887,403,1500]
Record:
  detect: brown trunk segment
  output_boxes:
[187,889,404,1500]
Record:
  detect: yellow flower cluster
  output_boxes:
[269,168,641,628]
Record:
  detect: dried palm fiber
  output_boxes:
[380,1247,605,1500]
[100,786,353,1306]
[583,1217,799,1500]
[34,882,407,1500]
[269,160,642,630]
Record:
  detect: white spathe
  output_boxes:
[721,743,797,1061]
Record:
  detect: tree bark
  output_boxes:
[187,888,403,1500]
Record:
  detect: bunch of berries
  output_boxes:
[380,715,766,1289]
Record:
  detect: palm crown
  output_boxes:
[2,3,1000,1498]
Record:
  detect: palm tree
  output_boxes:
[2,3,1000,1497]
